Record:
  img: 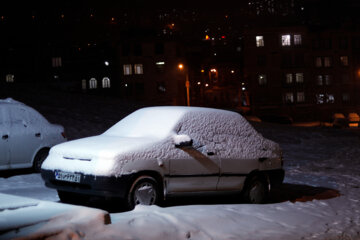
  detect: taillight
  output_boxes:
[61,132,67,139]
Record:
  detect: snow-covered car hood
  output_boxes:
[41,135,157,176]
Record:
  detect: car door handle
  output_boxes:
[2,134,9,140]
[207,151,215,156]
[35,133,41,137]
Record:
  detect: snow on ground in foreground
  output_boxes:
[1,123,360,239]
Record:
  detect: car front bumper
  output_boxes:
[41,169,135,198]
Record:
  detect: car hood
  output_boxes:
[49,135,157,160]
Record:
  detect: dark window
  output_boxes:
[122,44,130,56]
[257,55,267,66]
[282,54,292,68]
[134,44,142,56]
[135,82,145,95]
[155,43,164,55]
[339,37,348,49]
[294,54,304,67]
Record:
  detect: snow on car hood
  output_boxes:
[41,135,157,176]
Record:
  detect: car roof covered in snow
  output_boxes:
[0,98,25,106]
[103,106,245,139]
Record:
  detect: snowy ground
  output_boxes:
[0,87,360,239]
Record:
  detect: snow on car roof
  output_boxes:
[103,106,239,139]
[0,98,24,106]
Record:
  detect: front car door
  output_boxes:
[167,140,220,193]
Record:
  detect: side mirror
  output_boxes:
[173,134,193,148]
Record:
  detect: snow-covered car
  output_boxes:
[41,106,284,208]
[0,98,66,172]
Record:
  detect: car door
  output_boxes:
[8,106,41,167]
[167,141,220,193]
[0,107,10,169]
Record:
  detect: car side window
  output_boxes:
[9,107,29,127]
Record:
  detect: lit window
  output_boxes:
[81,79,87,90]
[281,34,291,46]
[123,64,132,75]
[134,64,143,74]
[315,57,322,67]
[295,73,304,83]
[256,36,264,47]
[89,78,97,89]
[285,92,294,103]
[285,73,293,84]
[52,57,62,67]
[156,61,165,65]
[6,74,14,83]
[258,74,267,85]
[340,56,348,66]
[317,75,323,85]
[324,57,331,67]
[102,77,111,88]
[297,92,305,102]
[316,94,325,104]
[327,94,335,103]
[294,34,302,45]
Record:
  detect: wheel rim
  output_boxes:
[249,181,265,203]
[133,182,157,206]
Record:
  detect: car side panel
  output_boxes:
[217,158,258,191]
[167,147,220,193]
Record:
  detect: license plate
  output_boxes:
[55,171,81,183]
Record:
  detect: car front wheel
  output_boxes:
[243,174,269,204]
[127,176,160,210]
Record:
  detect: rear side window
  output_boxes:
[9,106,29,126]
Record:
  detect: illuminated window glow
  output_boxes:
[6,74,14,83]
[52,57,62,68]
[156,61,165,65]
[281,34,291,46]
[123,64,132,75]
[297,92,305,102]
[294,34,302,45]
[285,92,294,103]
[102,77,111,88]
[89,78,97,89]
[340,56,348,66]
[295,73,304,83]
[256,36,264,47]
[258,74,267,85]
[286,73,293,84]
[134,64,143,74]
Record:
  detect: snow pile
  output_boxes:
[0,193,110,240]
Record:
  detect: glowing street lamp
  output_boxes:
[178,63,190,106]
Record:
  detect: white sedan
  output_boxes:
[0,98,66,172]
[41,106,284,208]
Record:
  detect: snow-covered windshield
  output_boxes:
[103,107,187,138]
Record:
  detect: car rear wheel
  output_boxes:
[243,174,269,204]
[127,176,160,210]
[33,148,49,173]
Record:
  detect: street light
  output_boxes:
[178,63,190,106]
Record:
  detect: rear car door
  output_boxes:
[8,106,41,167]
[0,107,10,169]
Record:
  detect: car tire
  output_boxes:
[57,190,88,204]
[243,174,269,204]
[33,148,49,173]
[127,176,160,210]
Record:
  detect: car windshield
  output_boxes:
[103,107,186,138]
